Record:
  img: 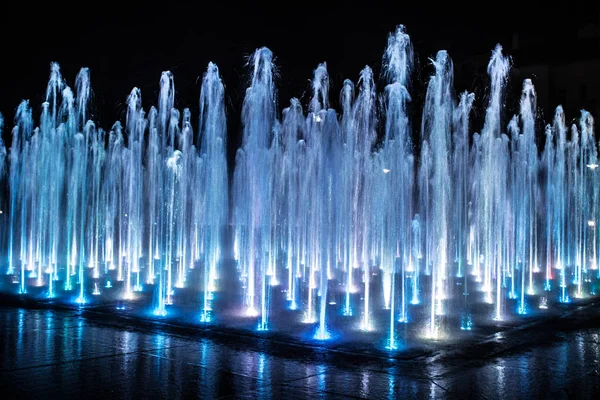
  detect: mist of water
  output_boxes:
[2,25,599,348]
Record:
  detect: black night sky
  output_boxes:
[1,2,599,156]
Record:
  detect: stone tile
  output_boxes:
[1,305,600,399]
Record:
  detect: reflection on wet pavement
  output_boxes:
[1,305,599,399]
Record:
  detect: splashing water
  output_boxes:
[1,24,600,348]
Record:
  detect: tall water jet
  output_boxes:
[39,65,64,296]
[123,87,145,301]
[542,122,554,292]
[146,106,160,286]
[453,91,474,326]
[352,65,377,331]
[316,108,340,340]
[578,110,597,296]
[160,73,176,305]
[87,122,105,287]
[512,79,538,313]
[7,101,32,281]
[476,45,509,318]
[583,112,598,279]
[0,113,5,180]
[304,62,340,339]
[552,106,568,302]
[279,98,304,310]
[177,108,194,290]
[567,123,580,291]
[76,68,94,292]
[104,121,124,280]
[0,115,6,270]
[380,25,413,349]
[233,47,277,330]
[453,92,475,279]
[303,63,328,326]
[164,110,181,303]
[420,50,454,338]
[339,78,355,317]
[198,62,228,322]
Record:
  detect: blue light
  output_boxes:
[460,313,473,330]
[153,308,167,317]
[385,341,398,351]
[385,335,405,351]
[256,322,268,331]
[559,295,570,304]
[200,310,212,323]
[313,327,331,341]
[3,26,599,347]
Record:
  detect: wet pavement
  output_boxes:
[1,301,600,399]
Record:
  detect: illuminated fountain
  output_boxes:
[377,26,414,348]
[1,24,599,350]
[232,47,277,330]
[419,50,453,338]
[2,61,228,315]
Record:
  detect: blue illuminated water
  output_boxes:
[1,25,599,349]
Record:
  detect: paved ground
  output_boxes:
[1,301,600,399]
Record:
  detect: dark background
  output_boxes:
[1,1,599,157]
